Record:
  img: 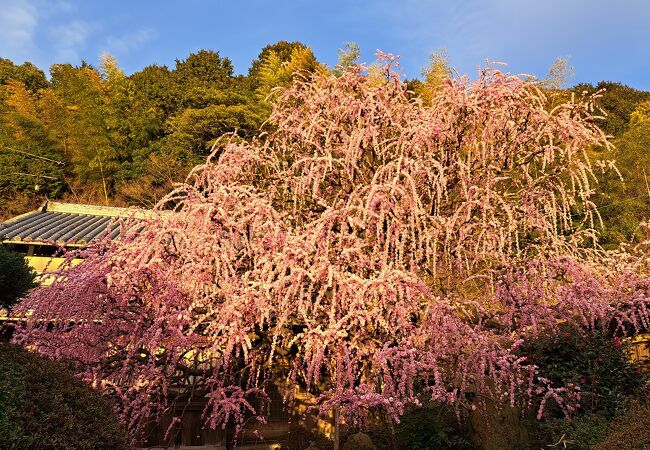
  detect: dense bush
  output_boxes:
[342,432,376,450]
[531,404,650,450]
[353,404,475,450]
[518,326,643,418]
[532,414,612,449]
[0,245,36,310]
[393,405,474,450]
[519,327,647,449]
[0,343,130,450]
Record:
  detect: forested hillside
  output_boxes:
[1,42,648,245]
[0,41,321,213]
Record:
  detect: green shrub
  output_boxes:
[531,414,611,449]
[533,405,650,450]
[518,326,642,418]
[0,245,36,310]
[0,343,130,450]
[519,327,647,449]
[393,404,474,450]
[340,404,474,450]
[342,432,376,450]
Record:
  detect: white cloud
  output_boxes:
[49,20,94,63]
[0,0,38,61]
[40,0,75,16]
[105,27,157,55]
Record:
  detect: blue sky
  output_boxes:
[1,0,649,89]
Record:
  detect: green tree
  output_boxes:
[253,43,322,102]
[572,81,650,137]
[112,64,174,187]
[0,246,36,310]
[100,54,132,152]
[248,41,310,84]
[409,48,451,105]
[99,53,152,191]
[334,42,361,75]
[0,58,48,92]
[172,50,235,109]
[114,64,182,205]
[0,79,66,215]
[160,50,267,160]
[49,63,120,203]
[596,100,650,244]
[561,83,650,245]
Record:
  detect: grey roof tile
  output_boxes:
[1,208,124,246]
[0,201,164,247]
[58,215,107,243]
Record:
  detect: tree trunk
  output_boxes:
[333,407,340,450]
[225,419,234,450]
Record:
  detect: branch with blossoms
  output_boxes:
[12,55,650,443]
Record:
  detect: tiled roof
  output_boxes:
[0,201,130,246]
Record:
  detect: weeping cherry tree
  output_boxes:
[14,54,650,441]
